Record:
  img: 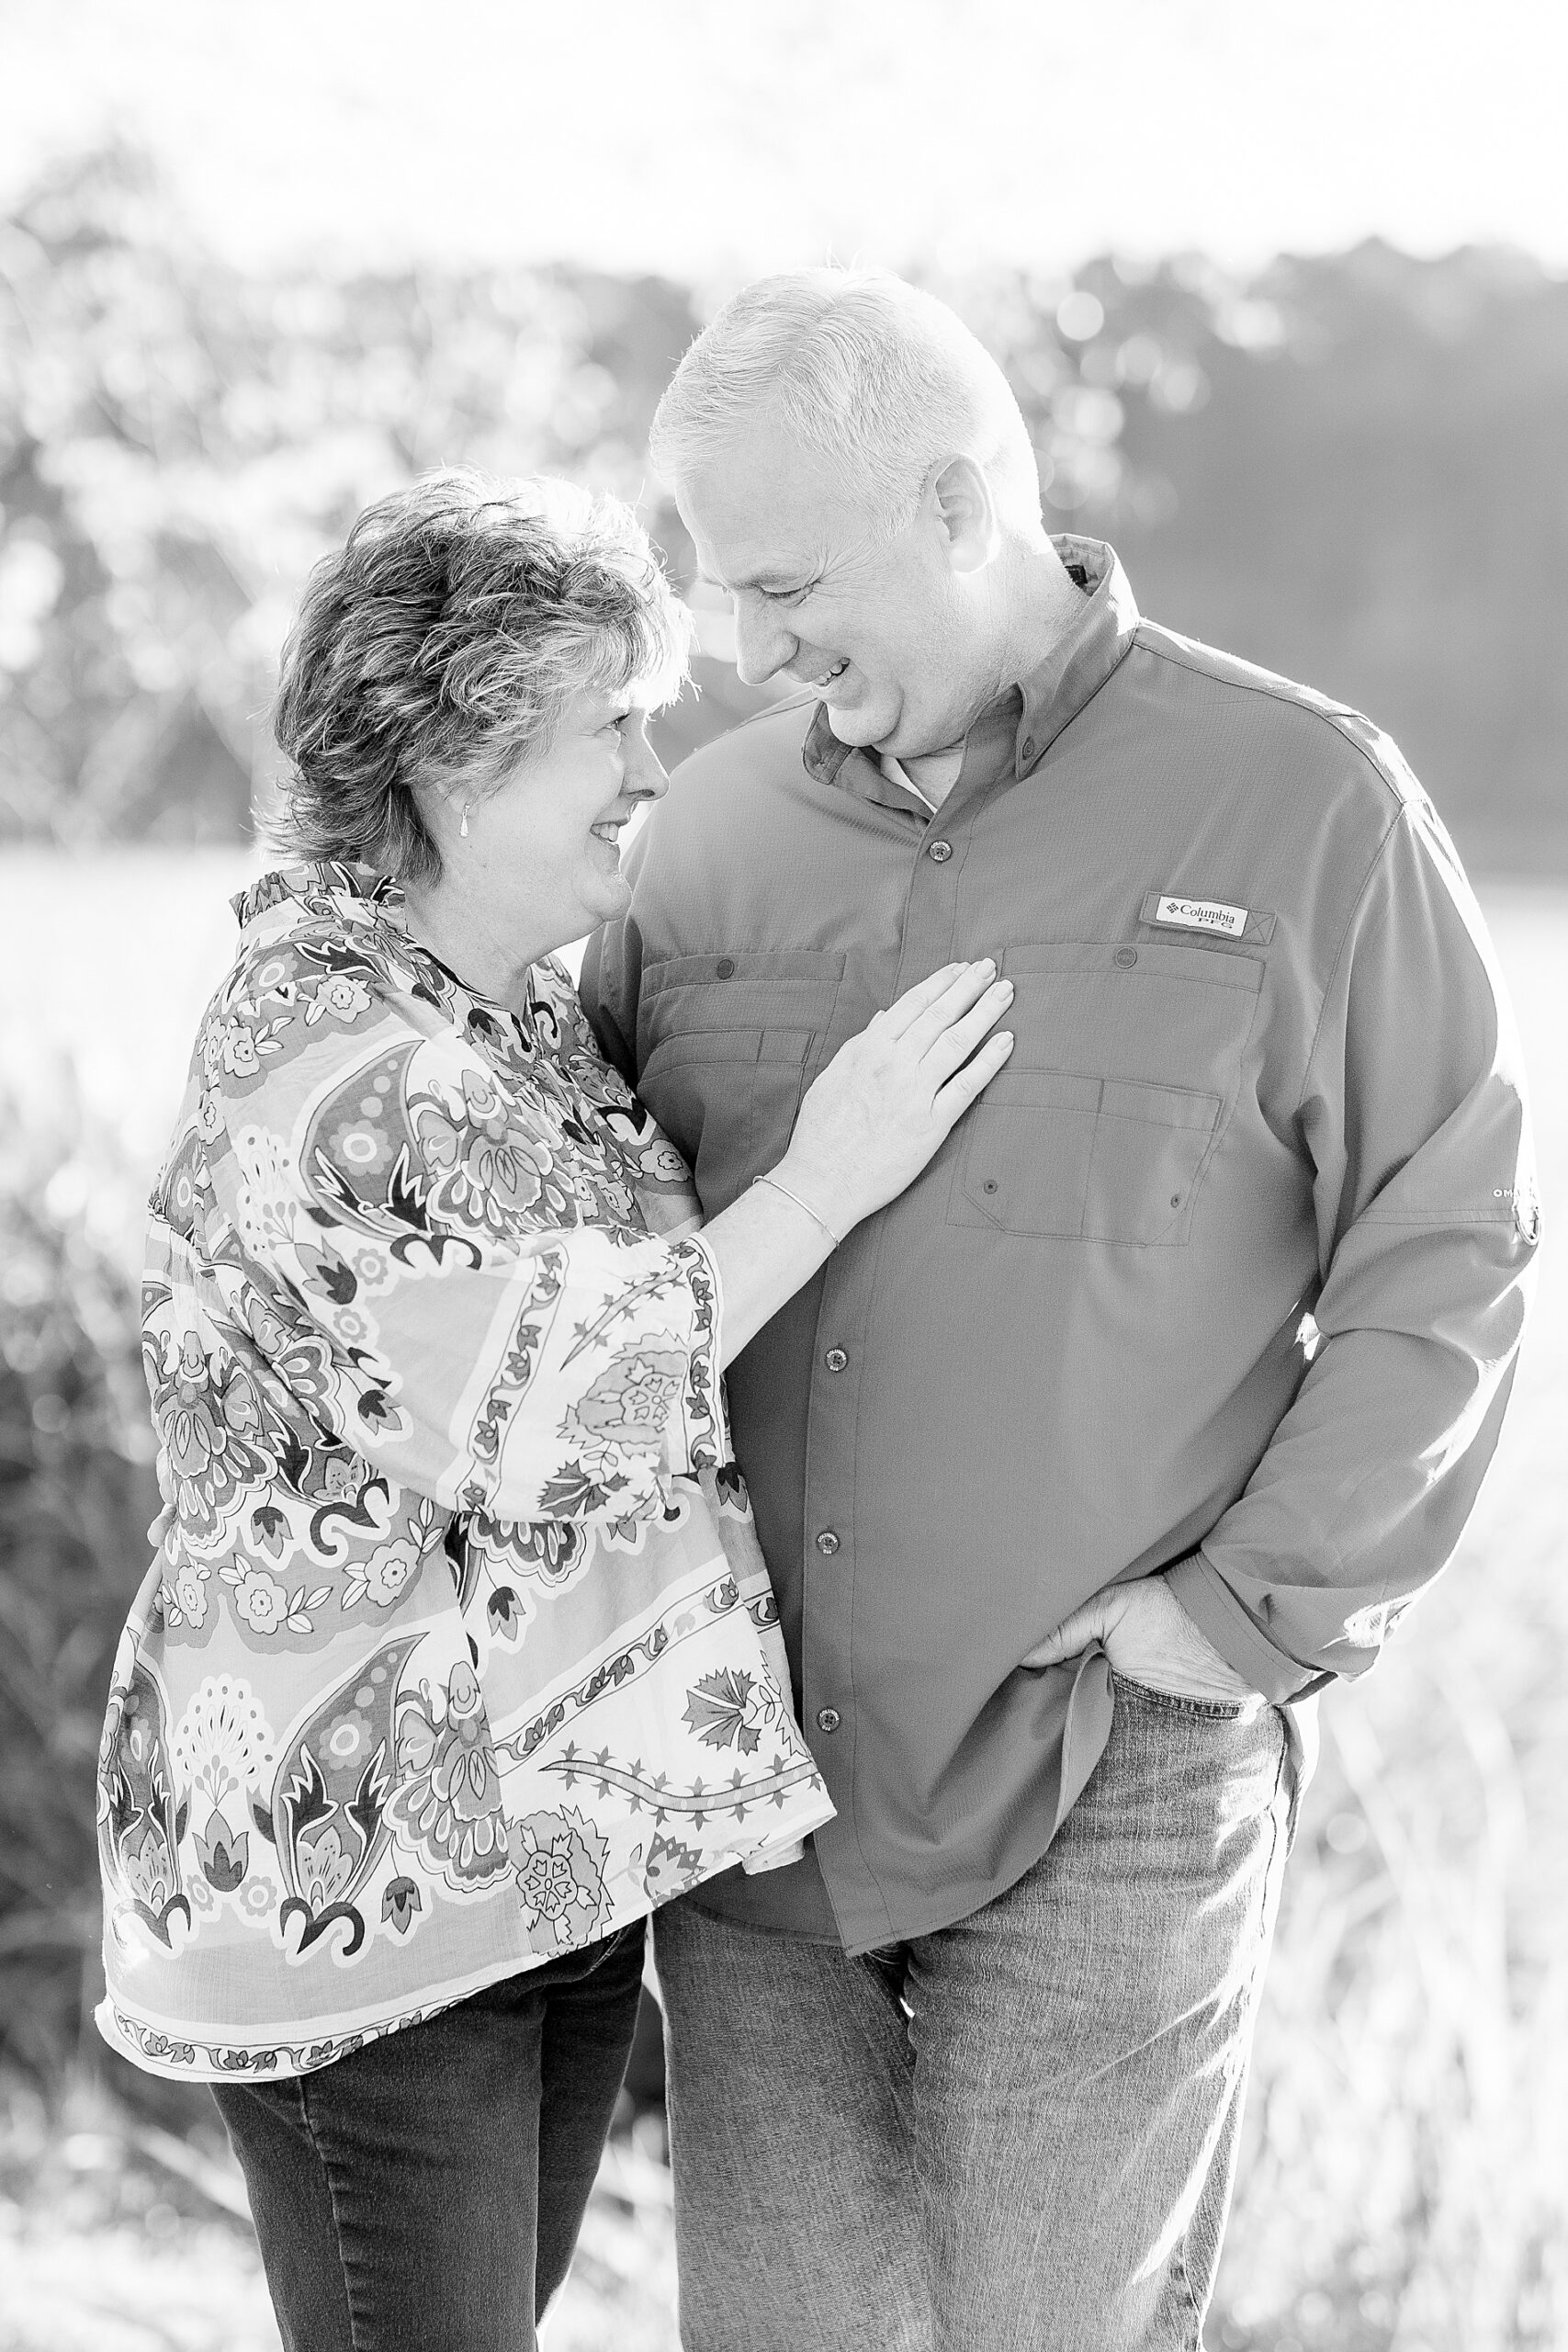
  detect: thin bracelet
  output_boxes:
[752,1171,843,1249]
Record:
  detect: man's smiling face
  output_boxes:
[678,421,992,762]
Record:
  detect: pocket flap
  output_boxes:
[643,949,846,997]
[963,1069,1104,1114]
[1099,1080,1220,1133]
[642,1028,765,1072]
[640,952,845,1064]
[1002,941,1263,992]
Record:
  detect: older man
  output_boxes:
[581,270,1537,2351]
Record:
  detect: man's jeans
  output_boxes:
[212,1923,645,2352]
[654,1675,1300,2352]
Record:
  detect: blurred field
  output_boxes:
[1,854,1563,2351]
[1213,885,1568,2350]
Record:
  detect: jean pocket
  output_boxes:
[1110,1669,1260,1724]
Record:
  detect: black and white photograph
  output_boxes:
[0,4,1562,2346]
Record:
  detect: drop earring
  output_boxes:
[459,804,469,838]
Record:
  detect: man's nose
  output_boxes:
[733,595,795,687]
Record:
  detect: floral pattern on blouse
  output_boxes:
[96,863,832,2081]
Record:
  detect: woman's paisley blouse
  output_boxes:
[96,862,832,2082]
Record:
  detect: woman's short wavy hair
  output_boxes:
[270,469,692,886]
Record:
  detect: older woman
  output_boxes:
[96,470,1012,2350]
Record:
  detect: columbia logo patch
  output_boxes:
[1140,890,1275,944]
[1156,894,1247,937]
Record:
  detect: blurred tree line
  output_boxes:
[3,146,1565,869]
[4,153,1564,2335]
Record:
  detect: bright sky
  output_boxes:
[2,0,1565,278]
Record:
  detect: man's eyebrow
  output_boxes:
[697,566,816,594]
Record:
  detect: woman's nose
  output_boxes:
[625,724,669,800]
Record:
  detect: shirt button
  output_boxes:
[817,1707,842,1735]
[816,1529,840,1555]
[824,1346,848,1373]
[715,957,737,978]
[1021,735,1036,762]
[1114,946,1138,968]
[928,840,953,863]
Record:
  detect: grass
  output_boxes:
[0,1075,161,2094]
[0,862,1562,2351]
[1213,1569,1567,2349]
[1210,887,1568,2352]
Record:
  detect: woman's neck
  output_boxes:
[397,879,557,1017]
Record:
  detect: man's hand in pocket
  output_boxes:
[1023,1574,1258,1705]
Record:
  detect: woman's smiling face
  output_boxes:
[454,686,669,952]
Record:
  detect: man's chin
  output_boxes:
[824,700,891,749]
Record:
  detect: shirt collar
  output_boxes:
[802,536,1141,808]
[231,860,400,944]
[878,743,962,813]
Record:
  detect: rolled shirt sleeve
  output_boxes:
[1168,787,1540,1698]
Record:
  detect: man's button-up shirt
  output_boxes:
[581,536,1538,1954]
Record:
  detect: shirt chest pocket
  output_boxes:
[950,941,1264,1246]
[637,951,846,1215]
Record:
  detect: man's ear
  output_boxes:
[930,455,1001,575]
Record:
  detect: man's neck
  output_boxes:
[878,542,1088,808]
[988,537,1089,698]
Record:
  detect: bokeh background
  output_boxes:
[1,4,1565,2346]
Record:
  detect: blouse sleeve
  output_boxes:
[198,998,727,1530]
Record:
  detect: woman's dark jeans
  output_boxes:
[212,1924,647,2352]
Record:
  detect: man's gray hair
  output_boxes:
[650,268,1041,532]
